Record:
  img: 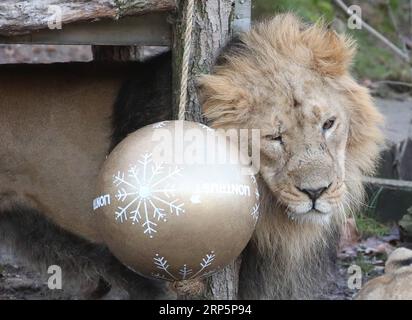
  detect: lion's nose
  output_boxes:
[297,186,329,201]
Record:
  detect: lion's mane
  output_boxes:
[200,14,384,299]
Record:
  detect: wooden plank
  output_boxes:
[364,176,412,222]
[0,0,175,36]
[0,13,171,46]
[363,176,412,191]
[232,0,251,34]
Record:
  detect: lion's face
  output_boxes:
[256,65,350,223]
[201,14,384,225]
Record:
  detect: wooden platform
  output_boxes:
[0,0,175,35]
[0,0,251,46]
[0,13,171,46]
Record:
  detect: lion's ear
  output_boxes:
[302,24,356,77]
[197,74,251,127]
[261,14,357,77]
[345,80,384,175]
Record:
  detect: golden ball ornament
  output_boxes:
[93,120,259,281]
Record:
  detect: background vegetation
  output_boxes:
[252,0,412,85]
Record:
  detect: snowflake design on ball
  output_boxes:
[151,251,216,281]
[251,203,260,221]
[250,175,260,222]
[197,123,214,132]
[152,121,169,129]
[112,153,184,238]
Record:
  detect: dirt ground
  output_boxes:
[0,231,397,300]
[0,248,72,300]
[1,216,403,300]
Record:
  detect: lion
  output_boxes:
[357,248,412,300]
[0,14,383,299]
[199,14,384,299]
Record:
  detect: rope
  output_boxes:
[175,2,206,298]
[178,0,195,121]
[171,279,205,299]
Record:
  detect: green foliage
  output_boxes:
[354,254,375,274]
[354,186,389,238]
[252,0,411,83]
[350,31,406,81]
[253,0,334,22]
[355,213,390,238]
[389,0,399,11]
[353,250,387,275]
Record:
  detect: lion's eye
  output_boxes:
[265,134,283,144]
[322,117,336,131]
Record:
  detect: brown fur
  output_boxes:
[200,14,384,299]
[357,248,412,299]
[0,63,121,242]
[0,62,172,299]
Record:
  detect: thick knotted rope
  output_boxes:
[177,0,194,121]
[173,0,205,299]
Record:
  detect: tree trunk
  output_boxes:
[0,0,175,36]
[171,0,242,300]
[172,0,235,123]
